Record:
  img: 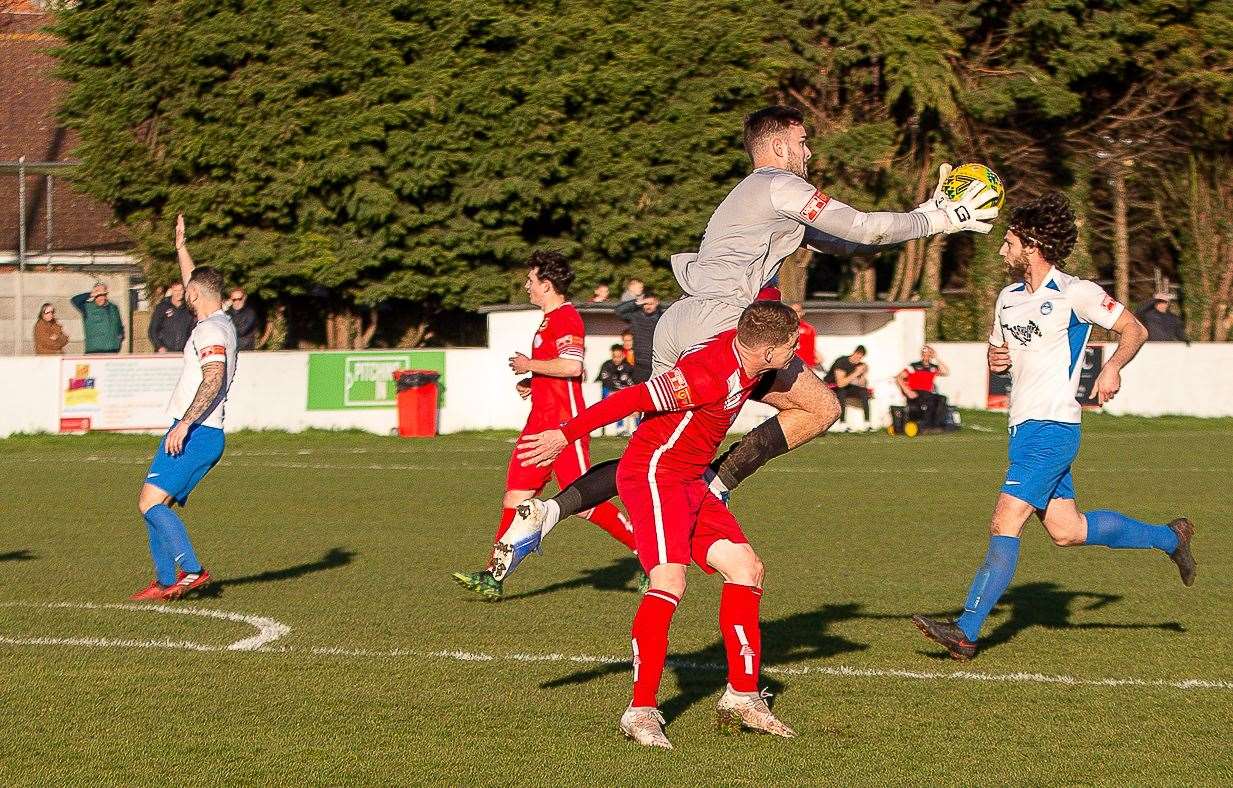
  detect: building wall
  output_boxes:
[0,270,133,355]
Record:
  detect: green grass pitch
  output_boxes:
[1,411,1230,785]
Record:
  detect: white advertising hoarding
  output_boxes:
[59,355,181,432]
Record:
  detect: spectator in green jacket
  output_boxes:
[71,282,125,353]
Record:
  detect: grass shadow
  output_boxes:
[0,549,36,562]
[501,555,644,601]
[193,547,356,599]
[918,580,1186,659]
[542,601,874,722]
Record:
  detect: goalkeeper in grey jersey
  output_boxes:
[458,105,998,600]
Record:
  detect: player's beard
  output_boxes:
[785,149,808,179]
[1006,249,1030,279]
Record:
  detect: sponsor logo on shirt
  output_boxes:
[800,190,830,221]
[665,368,694,409]
[1100,293,1119,313]
[1002,320,1043,347]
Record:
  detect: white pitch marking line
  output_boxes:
[0,601,291,652]
[4,625,1229,692]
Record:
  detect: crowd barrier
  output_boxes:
[1,339,1230,439]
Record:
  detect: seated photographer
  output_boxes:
[896,345,950,430]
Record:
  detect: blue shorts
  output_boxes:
[145,421,225,506]
[1001,420,1080,510]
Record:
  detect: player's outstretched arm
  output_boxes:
[175,213,195,287]
[1092,311,1148,405]
[516,383,657,467]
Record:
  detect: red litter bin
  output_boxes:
[393,369,440,437]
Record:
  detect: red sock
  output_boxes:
[584,503,637,551]
[719,582,763,693]
[630,589,679,708]
[493,507,517,542]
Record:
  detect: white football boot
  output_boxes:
[715,686,797,738]
[619,706,672,750]
[489,499,555,581]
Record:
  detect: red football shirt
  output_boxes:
[626,329,757,479]
[528,303,586,426]
[796,319,817,367]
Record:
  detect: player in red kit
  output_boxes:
[453,251,635,600]
[518,301,802,749]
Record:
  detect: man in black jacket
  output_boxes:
[614,288,664,383]
[1136,292,1187,342]
[227,287,261,350]
[148,282,195,353]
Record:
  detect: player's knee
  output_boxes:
[648,564,687,598]
[1048,527,1086,547]
[719,545,762,587]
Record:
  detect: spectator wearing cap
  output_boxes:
[227,287,261,350]
[790,302,819,370]
[148,282,195,353]
[33,303,69,355]
[896,344,950,429]
[71,282,125,354]
[1136,291,1187,342]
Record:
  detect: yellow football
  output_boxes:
[942,163,1005,209]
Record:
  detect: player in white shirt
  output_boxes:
[912,193,1197,660]
[130,214,238,601]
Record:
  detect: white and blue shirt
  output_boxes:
[990,267,1124,427]
[166,309,238,430]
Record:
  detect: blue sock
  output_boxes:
[143,516,177,586]
[1084,510,1178,553]
[145,504,202,573]
[955,535,1020,642]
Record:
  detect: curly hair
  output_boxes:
[1008,192,1078,264]
[528,250,574,296]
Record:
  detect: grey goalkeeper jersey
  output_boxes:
[672,167,936,307]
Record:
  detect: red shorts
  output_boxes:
[616,465,747,574]
[506,424,592,493]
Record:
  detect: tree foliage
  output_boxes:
[51,0,1233,345]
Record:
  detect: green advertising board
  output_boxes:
[306,350,446,410]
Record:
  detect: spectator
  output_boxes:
[589,284,611,303]
[620,277,644,302]
[896,344,950,429]
[71,282,124,354]
[824,344,870,423]
[621,330,635,366]
[596,343,637,435]
[32,302,69,355]
[227,287,261,350]
[790,302,819,369]
[1136,291,1187,342]
[615,287,663,383]
[596,343,635,395]
[147,282,195,353]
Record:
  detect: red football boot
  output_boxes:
[128,580,171,601]
[162,569,212,600]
